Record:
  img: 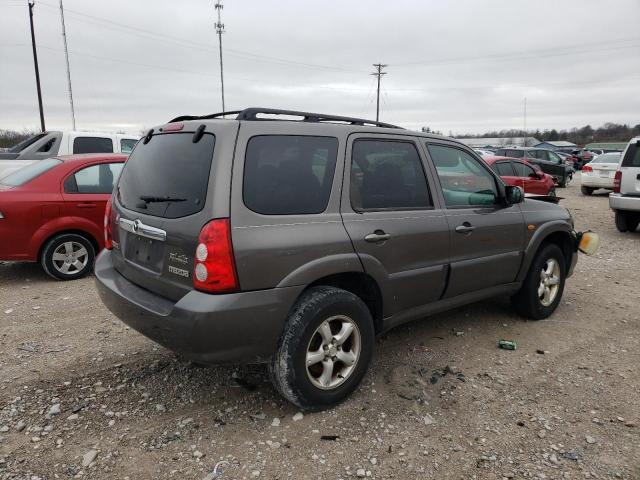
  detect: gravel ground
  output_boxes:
[1,177,639,480]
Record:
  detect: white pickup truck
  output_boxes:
[0,131,139,178]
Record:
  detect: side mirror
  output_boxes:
[505,185,524,205]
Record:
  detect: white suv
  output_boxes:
[609,137,640,232]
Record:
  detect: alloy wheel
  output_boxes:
[538,258,561,306]
[51,241,89,276]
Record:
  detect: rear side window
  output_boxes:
[513,162,536,177]
[64,163,124,194]
[350,140,431,211]
[243,135,338,215]
[621,143,640,167]
[492,162,515,176]
[117,133,215,218]
[73,137,114,154]
[507,150,525,158]
[0,158,62,186]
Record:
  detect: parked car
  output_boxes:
[0,154,126,279]
[484,156,556,196]
[493,147,569,187]
[95,108,591,410]
[473,149,495,157]
[580,152,621,195]
[0,131,138,179]
[609,137,640,232]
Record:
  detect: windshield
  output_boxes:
[117,132,216,218]
[8,133,48,153]
[0,158,62,186]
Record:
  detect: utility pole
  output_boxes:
[214,1,226,114]
[523,97,527,147]
[371,63,387,122]
[59,0,76,130]
[28,1,45,132]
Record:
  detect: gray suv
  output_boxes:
[95,108,582,410]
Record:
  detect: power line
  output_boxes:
[371,64,387,122]
[59,0,76,129]
[214,0,225,114]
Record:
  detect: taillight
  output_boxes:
[613,170,622,193]
[104,197,113,250]
[193,219,238,294]
[582,165,592,173]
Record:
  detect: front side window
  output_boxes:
[65,163,124,194]
[350,139,432,211]
[512,161,536,177]
[427,144,499,207]
[73,137,113,154]
[120,138,138,153]
[243,135,338,215]
[492,162,515,176]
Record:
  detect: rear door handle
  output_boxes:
[455,222,476,234]
[364,230,391,243]
[77,203,96,208]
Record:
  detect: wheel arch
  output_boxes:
[518,224,575,282]
[38,229,99,263]
[303,272,384,335]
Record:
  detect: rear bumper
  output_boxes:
[609,193,640,212]
[94,250,304,365]
[581,175,614,188]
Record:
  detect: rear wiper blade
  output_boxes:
[138,195,187,203]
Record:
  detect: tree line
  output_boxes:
[455,122,640,145]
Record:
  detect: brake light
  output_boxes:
[582,165,592,173]
[614,170,622,193]
[104,197,113,250]
[193,219,238,294]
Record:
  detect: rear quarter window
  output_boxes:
[117,132,215,219]
[621,143,640,167]
[243,135,338,215]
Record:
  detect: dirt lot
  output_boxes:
[1,177,639,480]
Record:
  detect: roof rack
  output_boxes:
[169,108,402,129]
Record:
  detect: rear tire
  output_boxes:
[512,243,566,320]
[626,214,640,233]
[269,286,374,411]
[615,211,629,232]
[41,233,95,281]
[581,186,593,196]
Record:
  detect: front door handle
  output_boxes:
[364,230,391,243]
[455,222,476,234]
[77,203,96,208]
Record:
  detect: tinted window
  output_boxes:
[492,162,515,176]
[120,138,138,154]
[350,140,431,211]
[8,133,48,153]
[513,162,536,177]
[73,137,113,154]
[507,149,525,158]
[427,144,498,207]
[243,135,338,215]
[118,133,215,218]
[65,163,124,194]
[38,138,56,153]
[0,158,62,186]
[621,143,640,167]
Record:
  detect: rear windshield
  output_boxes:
[0,158,62,186]
[621,143,640,167]
[592,153,621,163]
[117,132,215,218]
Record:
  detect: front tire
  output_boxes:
[269,286,374,411]
[41,233,95,281]
[512,243,566,320]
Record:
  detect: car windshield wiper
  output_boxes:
[138,195,187,203]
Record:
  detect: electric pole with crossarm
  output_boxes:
[371,63,387,122]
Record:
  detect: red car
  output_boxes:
[0,154,126,280]
[483,156,556,196]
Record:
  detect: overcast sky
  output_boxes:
[1,0,639,136]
